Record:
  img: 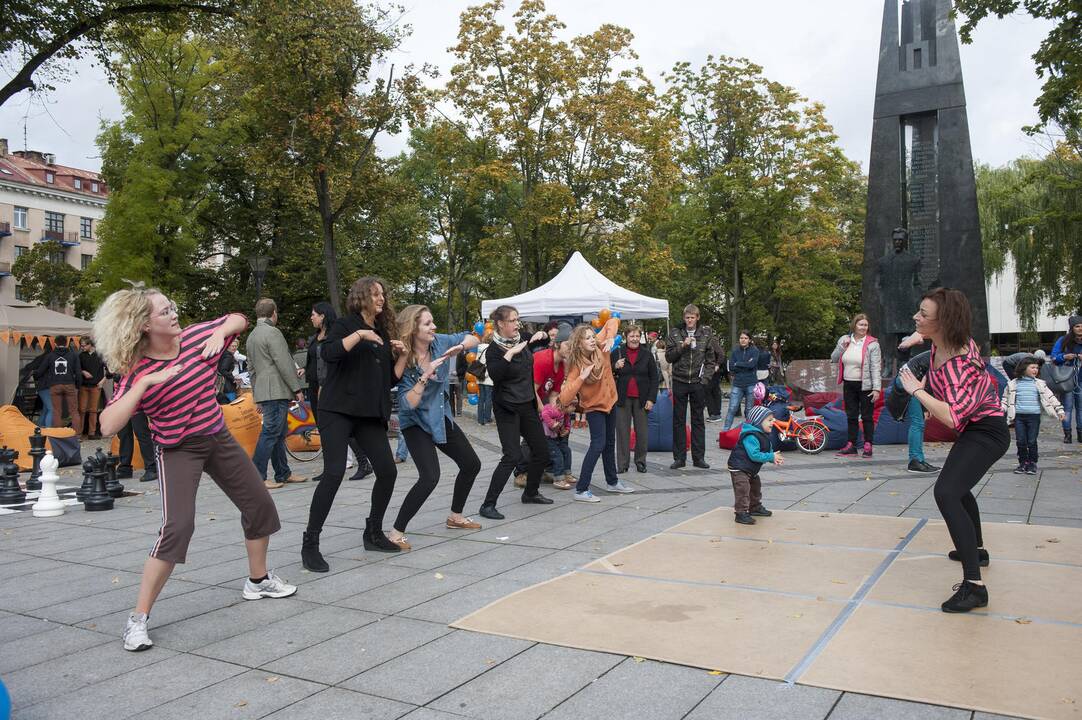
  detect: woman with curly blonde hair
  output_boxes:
[302,277,406,572]
[95,286,296,653]
[385,305,484,548]
[558,318,633,502]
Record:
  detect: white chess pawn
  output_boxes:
[32,452,64,518]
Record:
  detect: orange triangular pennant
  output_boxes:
[0,331,9,343]
[11,331,22,345]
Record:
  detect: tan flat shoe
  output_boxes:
[553,478,574,490]
[264,479,285,489]
[388,534,412,551]
[282,475,307,483]
[446,516,482,530]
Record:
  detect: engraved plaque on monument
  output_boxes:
[862,0,988,350]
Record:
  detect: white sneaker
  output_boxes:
[123,612,153,652]
[574,490,600,503]
[242,571,298,600]
[606,481,634,494]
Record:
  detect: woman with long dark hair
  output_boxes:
[479,305,553,519]
[386,305,484,548]
[899,288,1009,612]
[302,278,405,572]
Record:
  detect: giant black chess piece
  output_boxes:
[83,452,114,511]
[0,447,25,505]
[76,456,95,502]
[27,428,47,492]
[104,450,124,499]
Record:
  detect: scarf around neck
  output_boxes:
[492,331,521,350]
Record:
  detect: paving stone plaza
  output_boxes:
[2,415,1079,720]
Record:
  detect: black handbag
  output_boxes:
[1048,362,1078,395]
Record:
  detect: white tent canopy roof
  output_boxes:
[480,252,669,322]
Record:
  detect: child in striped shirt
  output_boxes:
[1000,356,1065,474]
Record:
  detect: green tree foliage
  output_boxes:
[660,56,865,355]
[955,0,1082,143]
[84,30,227,312]
[445,0,670,293]
[0,0,238,108]
[237,0,430,315]
[976,145,1082,326]
[13,241,82,309]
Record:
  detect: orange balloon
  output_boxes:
[598,308,611,323]
[466,380,479,394]
[484,322,493,333]
[466,352,477,363]
[464,372,477,383]
[591,317,603,328]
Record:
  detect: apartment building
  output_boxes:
[0,138,107,308]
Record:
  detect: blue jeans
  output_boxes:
[1062,384,1082,431]
[547,435,571,476]
[577,410,617,492]
[477,385,494,424]
[1014,413,1040,465]
[396,434,410,462]
[253,399,291,481]
[723,385,754,430]
[37,388,53,427]
[894,375,927,462]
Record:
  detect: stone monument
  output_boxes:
[862,0,988,349]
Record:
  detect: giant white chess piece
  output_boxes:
[32,452,64,517]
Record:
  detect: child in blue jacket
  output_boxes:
[725,405,784,524]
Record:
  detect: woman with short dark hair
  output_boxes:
[899,287,1009,613]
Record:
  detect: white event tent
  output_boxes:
[480,251,669,322]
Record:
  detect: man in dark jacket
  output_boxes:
[665,304,718,469]
[613,325,660,473]
[34,335,82,434]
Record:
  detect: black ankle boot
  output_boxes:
[301,531,329,572]
[363,518,400,553]
[948,547,990,567]
[941,580,988,613]
[734,512,756,525]
[1077,428,1082,443]
[1066,429,1073,444]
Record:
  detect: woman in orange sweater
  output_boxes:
[559,319,635,502]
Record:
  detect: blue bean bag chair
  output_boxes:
[817,402,852,450]
[873,385,911,445]
[647,389,674,452]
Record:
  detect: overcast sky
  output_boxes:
[0,0,1053,174]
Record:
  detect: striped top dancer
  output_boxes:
[925,338,1001,431]
[95,286,297,654]
[899,287,1009,614]
[111,316,236,446]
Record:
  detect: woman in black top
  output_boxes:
[303,278,405,572]
[305,301,336,413]
[480,305,553,520]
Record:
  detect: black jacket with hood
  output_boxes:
[664,324,718,385]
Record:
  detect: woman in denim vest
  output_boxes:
[388,305,485,549]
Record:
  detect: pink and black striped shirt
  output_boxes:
[110,315,243,447]
[925,339,1003,432]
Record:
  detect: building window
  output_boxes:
[14,286,25,302]
[91,182,99,193]
[45,171,54,183]
[80,217,92,239]
[14,245,28,258]
[73,178,83,190]
[13,207,27,229]
[81,253,92,270]
[50,250,65,265]
[44,211,63,233]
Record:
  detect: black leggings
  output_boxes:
[311,386,366,465]
[843,380,875,445]
[934,415,1009,582]
[394,419,481,532]
[306,410,396,533]
[485,400,548,505]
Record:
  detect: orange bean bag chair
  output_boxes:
[0,404,81,470]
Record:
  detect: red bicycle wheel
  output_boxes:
[796,420,828,454]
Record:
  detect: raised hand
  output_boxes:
[614,358,626,370]
[423,356,447,381]
[579,363,594,380]
[201,331,227,359]
[441,343,465,358]
[357,329,383,345]
[530,331,548,343]
[390,340,406,354]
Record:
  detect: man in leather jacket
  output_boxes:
[664,305,718,470]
